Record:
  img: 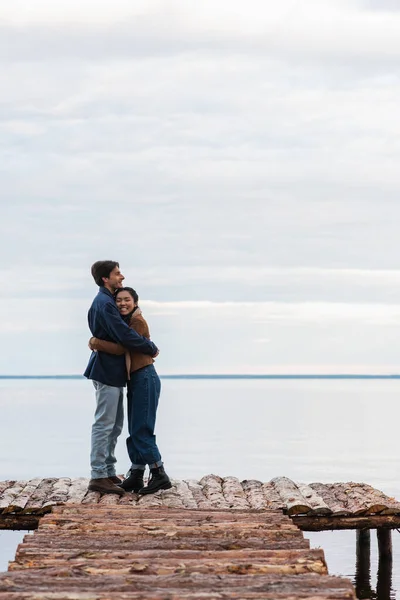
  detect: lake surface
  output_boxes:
[1,378,399,597]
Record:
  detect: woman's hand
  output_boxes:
[88,337,97,351]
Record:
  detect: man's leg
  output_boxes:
[105,387,124,478]
[89,381,125,495]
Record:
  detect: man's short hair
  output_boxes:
[91,261,119,287]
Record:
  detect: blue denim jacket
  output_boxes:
[83,287,158,387]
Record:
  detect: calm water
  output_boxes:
[1,378,400,597]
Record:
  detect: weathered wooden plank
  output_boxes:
[50,505,289,521]
[297,483,332,516]
[21,534,309,551]
[36,521,301,539]
[41,478,72,510]
[170,480,198,509]
[3,479,43,514]
[0,571,356,596]
[0,594,354,600]
[158,483,186,509]
[136,493,163,508]
[0,480,16,496]
[13,547,325,564]
[262,481,287,510]
[98,493,121,505]
[0,481,29,513]
[10,554,328,575]
[23,478,58,514]
[222,476,250,509]
[65,478,89,505]
[241,479,268,510]
[293,514,400,531]
[271,477,311,515]
[0,514,39,531]
[81,490,100,505]
[199,474,230,509]
[308,483,352,516]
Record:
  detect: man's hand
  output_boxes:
[88,337,97,351]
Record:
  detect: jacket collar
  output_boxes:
[99,287,114,299]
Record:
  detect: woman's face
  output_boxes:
[115,291,136,315]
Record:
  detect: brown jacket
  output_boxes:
[90,311,154,377]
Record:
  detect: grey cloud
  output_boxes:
[1,13,400,73]
[362,0,400,10]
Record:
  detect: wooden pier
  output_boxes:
[0,505,356,599]
[0,475,399,599]
[1,475,400,530]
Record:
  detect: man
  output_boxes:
[84,260,159,495]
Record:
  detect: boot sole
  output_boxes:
[139,481,172,495]
[119,485,142,493]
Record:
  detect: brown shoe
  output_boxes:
[108,475,123,485]
[88,478,125,496]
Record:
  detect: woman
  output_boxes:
[89,287,171,495]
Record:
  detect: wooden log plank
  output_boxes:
[9,554,328,576]
[296,484,332,516]
[332,483,376,516]
[23,478,58,514]
[270,477,311,515]
[241,479,268,510]
[309,483,352,516]
[136,493,163,508]
[222,477,250,509]
[170,480,198,509]
[262,482,287,510]
[50,506,289,520]
[293,514,400,531]
[0,481,29,513]
[3,479,43,514]
[0,571,356,596]
[0,480,16,495]
[65,478,90,505]
[118,492,138,506]
[20,535,309,551]
[352,483,400,515]
[13,547,326,563]
[199,474,230,509]
[181,480,215,509]
[34,523,304,540]
[0,514,39,530]
[0,594,355,600]
[81,490,101,505]
[41,478,72,509]
[158,483,186,509]
[98,493,121,505]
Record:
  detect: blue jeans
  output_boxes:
[126,364,162,469]
[90,381,124,479]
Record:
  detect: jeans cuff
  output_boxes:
[131,464,146,470]
[149,460,163,469]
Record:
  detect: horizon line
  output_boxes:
[1,374,400,380]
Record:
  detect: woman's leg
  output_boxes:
[126,379,146,469]
[129,365,162,467]
[119,379,146,492]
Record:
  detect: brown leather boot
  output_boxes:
[108,475,123,484]
[88,478,125,496]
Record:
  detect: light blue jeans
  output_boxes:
[90,381,124,480]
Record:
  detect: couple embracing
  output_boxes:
[84,260,171,496]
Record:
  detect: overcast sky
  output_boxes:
[1,0,400,374]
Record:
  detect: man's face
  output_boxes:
[103,266,125,292]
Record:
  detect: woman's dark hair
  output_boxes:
[115,286,139,304]
[91,260,119,287]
